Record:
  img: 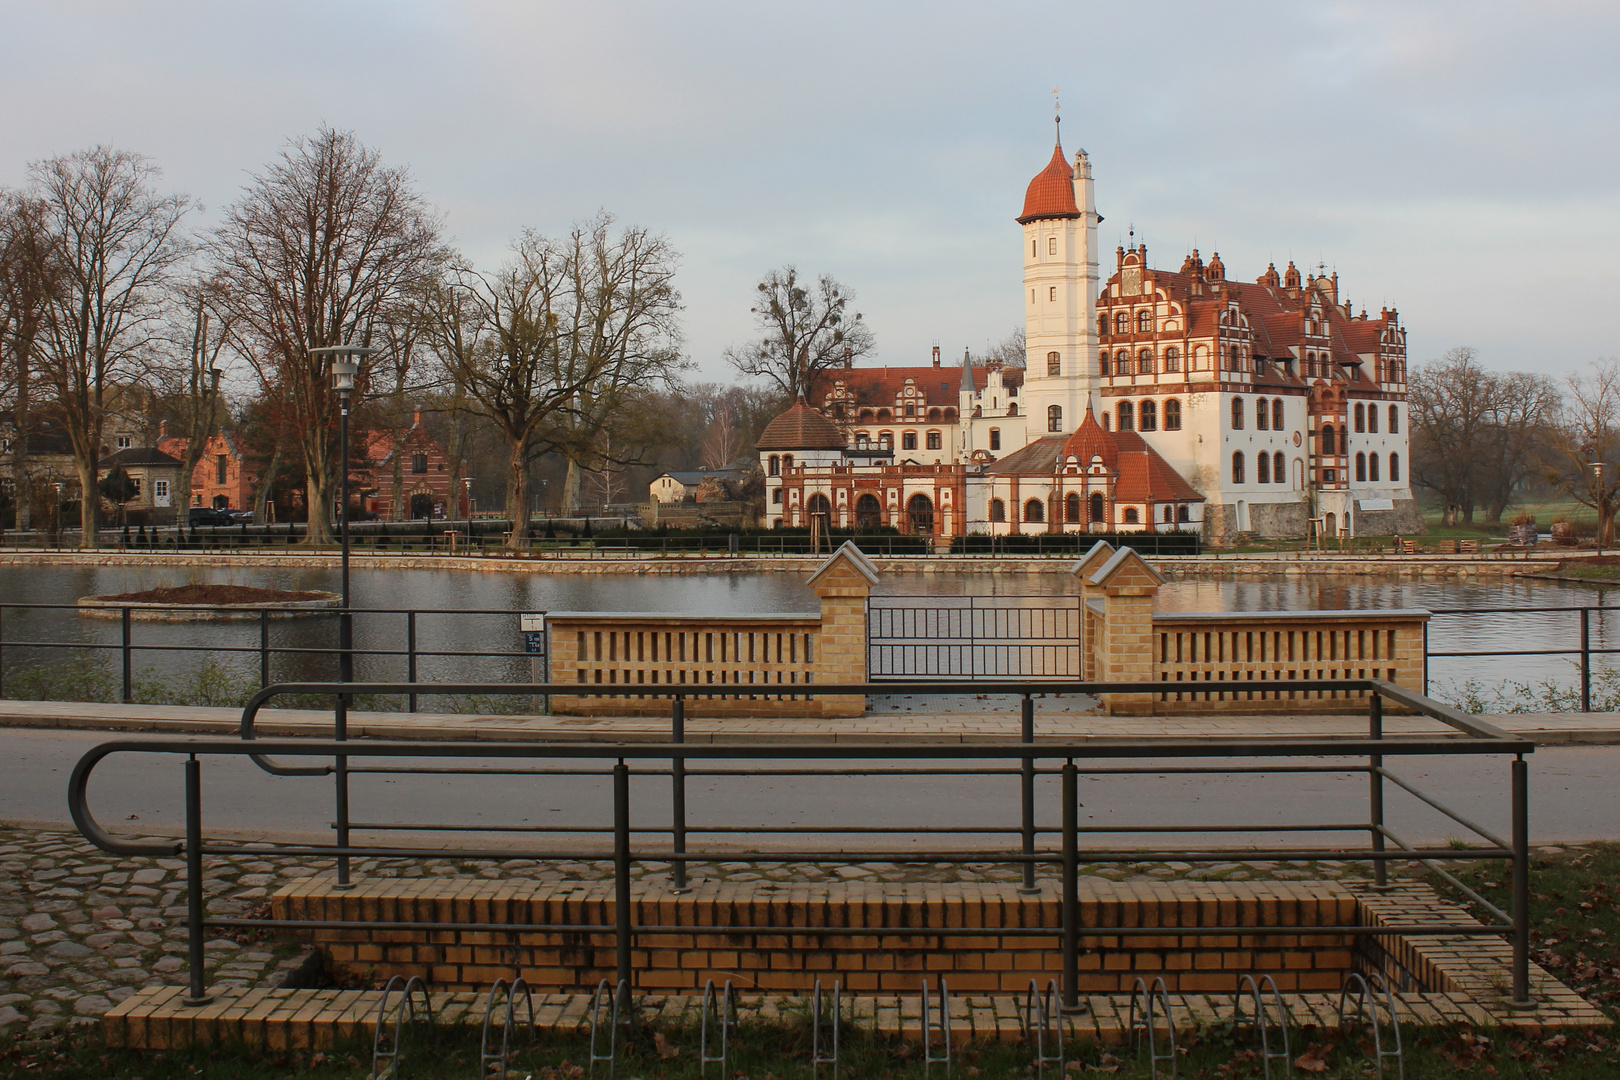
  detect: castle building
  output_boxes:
[760,133,1423,544]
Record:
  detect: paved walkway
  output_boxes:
[0,698,1616,744]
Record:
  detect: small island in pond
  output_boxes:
[78,583,341,619]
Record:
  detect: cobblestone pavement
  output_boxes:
[0,822,1448,1041]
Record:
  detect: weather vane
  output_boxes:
[1052,87,1061,134]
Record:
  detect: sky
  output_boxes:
[2,1,1617,384]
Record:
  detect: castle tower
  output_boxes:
[1019,126,1099,438]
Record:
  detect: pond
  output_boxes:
[0,563,1613,711]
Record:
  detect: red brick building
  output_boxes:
[359,413,469,520]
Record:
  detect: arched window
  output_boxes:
[1389,452,1401,481]
[1123,507,1140,524]
[1090,492,1105,522]
[1177,505,1190,522]
[1356,452,1367,482]
[926,430,941,450]
[907,493,935,534]
[989,499,1006,523]
[1389,405,1399,433]
[1194,344,1208,370]
[1273,451,1285,484]
[1138,348,1153,374]
[1138,400,1157,431]
[1273,398,1285,429]
[878,432,892,451]
[1137,310,1152,333]
[855,493,881,529]
[1117,402,1134,431]
[989,428,1001,451]
[768,455,780,476]
[1098,314,1108,337]
[1163,398,1182,430]
[1066,492,1081,524]
[1101,413,1111,431]
[1320,425,1336,455]
[1354,403,1366,432]
[1115,350,1129,375]
[902,431,917,450]
[1368,405,1378,433]
[855,432,870,449]
[1024,498,1045,523]
[1114,312,1128,334]
[1232,451,1246,484]
[1164,346,1180,372]
[1230,398,1244,430]
[808,493,832,517]
[1047,404,1063,433]
[1255,398,1269,430]
[1257,452,1271,484]
[1369,453,1380,482]
[1047,351,1061,376]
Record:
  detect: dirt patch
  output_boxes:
[85,583,331,604]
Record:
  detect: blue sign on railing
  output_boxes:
[520,613,545,654]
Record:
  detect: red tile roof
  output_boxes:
[1018,143,1079,224]
[985,411,1204,504]
[756,399,848,451]
[810,365,1020,409]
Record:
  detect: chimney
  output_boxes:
[158,420,167,440]
[931,345,940,368]
[413,410,422,426]
[843,345,852,369]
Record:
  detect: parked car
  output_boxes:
[224,508,254,523]
[187,507,235,527]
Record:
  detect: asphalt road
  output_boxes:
[2,727,1616,855]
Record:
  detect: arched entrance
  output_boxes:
[906,493,934,535]
[409,492,433,520]
[854,493,881,530]
[1323,512,1337,539]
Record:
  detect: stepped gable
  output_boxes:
[1018,141,1080,223]
[755,398,848,451]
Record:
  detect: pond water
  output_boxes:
[0,563,1615,709]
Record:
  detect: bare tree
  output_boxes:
[723,266,874,401]
[1543,358,1620,545]
[0,191,59,530]
[700,402,741,471]
[979,327,1026,367]
[1408,347,1498,525]
[151,286,234,513]
[27,147,193,545]
[208,127,442,543]
[1477,370,1559,523]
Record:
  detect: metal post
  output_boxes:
[1422,621,1430,696]
[1019,694,1038,894]
[1369,693,1387,888]
[406,611,418,713]
[1580,608,1592,713]
[1511,755,1533,1008]
[0,605,6,698]
[614,759,633,990]
[1061,759,1078,1009]
[259,609,270,689]
[671,697,689,892]
[183,756,211,1006]
[336,392,354,889]
[120,607,133,704]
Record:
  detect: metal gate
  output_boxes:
[867,595,1083,679]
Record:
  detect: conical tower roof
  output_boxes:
[1018,142,1080,224]
[1059,407,1117,468]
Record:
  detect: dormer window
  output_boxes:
[116,436,132,450]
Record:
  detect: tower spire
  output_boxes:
[1053,87,1061,145]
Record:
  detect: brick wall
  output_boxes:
[271,878,1360,995]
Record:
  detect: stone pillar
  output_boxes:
[807,541,879,718]
[1087,547,1165,715]
[1071,541,1115,682]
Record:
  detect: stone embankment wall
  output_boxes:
[0,549,1564,579]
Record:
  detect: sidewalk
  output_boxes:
[0,697,1614,744]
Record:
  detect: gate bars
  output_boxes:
[68,677,1537,1013]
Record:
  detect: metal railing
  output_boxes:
[67,677,1538,1012]
[868,595,1082,678]
[0,601,546,710]
[1424,603,1620,710]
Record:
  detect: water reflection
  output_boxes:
[0,564,1613,704]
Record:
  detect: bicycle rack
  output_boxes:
[812,978,841,1080]
[1232,974,1291,1079]
[920,976,952,1078]
[1128,977,1178,1079]
[1021,978,1064,1078]
[588,978,631,1078]
[370,975,433,1080]
[1338,972,1405,1080]
[480,978,536,1080]
[700,979,737,1079]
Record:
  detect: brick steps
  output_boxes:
[106,983,1540,1051]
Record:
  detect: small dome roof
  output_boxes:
[1018,143,1079,224]
[1059,407,1116,468]
[756,399,847,451]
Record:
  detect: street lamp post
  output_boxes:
[311,344,377,888]
[1592,461,1606,558]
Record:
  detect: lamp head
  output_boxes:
[331,360,358,394]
